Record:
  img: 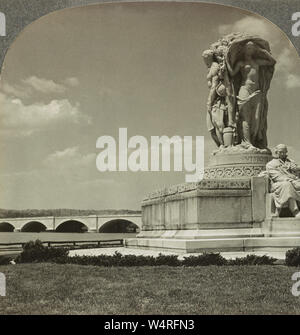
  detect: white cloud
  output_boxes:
[275,47,297,73]
[0,92,90,136]
[285,74,300,89]
[218,16,277,42]
[218,16,300,90]
[1,82,31,99]
[64,77,80,87]
[22,76,66,94]
[1,76,80,99]
[44,146,96,169]
[275,47,300,89]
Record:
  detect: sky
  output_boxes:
[0,2,299,210]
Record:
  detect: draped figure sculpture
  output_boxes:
[266,144,300,218]
[203,33,276,151]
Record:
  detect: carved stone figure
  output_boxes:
[203,33,276,150]
[203,49,226,147]
[265,144,300,218]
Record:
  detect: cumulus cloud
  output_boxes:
[0,92,90,136]
[1,76,80,99]
[275,47,294,73]
[218,16,300,90]
[218,16,277,42]
[22,76,66,94]
[44,146,96,170]
[285,74,300,89]
[1,82,31,99]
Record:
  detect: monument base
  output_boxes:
[125,231,300,253]
[125,237,300,253]
[125,217,300,253]
[125,150,300,253]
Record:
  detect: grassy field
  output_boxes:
[1,263,300,314]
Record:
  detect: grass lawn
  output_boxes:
[1,263,300,314]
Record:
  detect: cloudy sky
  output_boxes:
[0,2,299,210]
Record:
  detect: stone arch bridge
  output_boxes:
[0,214,142,233]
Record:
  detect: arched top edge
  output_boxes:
[0,0,299,76]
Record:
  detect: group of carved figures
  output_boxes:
[203,33,276,150]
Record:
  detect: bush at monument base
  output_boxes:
[15,240,69,263]
[8,240,281,266]
[285,248,300,266]
[0,255,12,265]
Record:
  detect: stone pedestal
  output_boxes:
[125,151,300,253]
[204,150,272,179]
[126,177,268,252]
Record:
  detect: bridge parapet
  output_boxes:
[0,214,142,232]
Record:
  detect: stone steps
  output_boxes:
[126,217,300,253]
[263,217,300,237]
[137,228,264,240]
[125,236,300,253]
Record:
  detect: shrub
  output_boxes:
[11,239,281,267]
[117,254,156,266]
[16,240,69,263]
[155,254,180,266]
[65,252,179,267]
[227,254,277,266]
[0,255,12,265]
[182,253,227,266]
[285,248,300,266]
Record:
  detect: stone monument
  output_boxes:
[126,33,300,253]
[203,33,275,179]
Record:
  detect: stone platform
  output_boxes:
[125,150,300,253]
[125,176,300,253]
[125,219,300,253]
[125,234,300,253]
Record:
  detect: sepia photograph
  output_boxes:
[0,0,300,318]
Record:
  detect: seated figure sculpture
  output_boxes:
[266,144,300,218]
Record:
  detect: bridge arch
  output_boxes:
[99,219,139,233]
[56,220,88,233]
[21,221,47,232]
[0,222,15,232]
